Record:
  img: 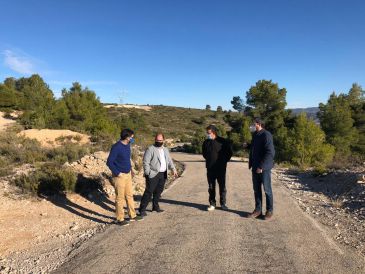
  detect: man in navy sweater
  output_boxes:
[248,118,275,220]
[107,128,143,226]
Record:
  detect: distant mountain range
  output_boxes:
[289,107,319,121]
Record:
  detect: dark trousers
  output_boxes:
[207,168,226,206]
[252,170,274,212]
[139,172,166,212]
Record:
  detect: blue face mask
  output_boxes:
[129,137,135,144]
[207,134,213,140]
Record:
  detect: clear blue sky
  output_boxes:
[1,0,364,109]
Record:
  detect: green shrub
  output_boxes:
[48,144,92,164]
[192,116,206,125]
[0,132,46,164]
[14,164,77,195]
[184,130,206,154]
[288,113,335,169]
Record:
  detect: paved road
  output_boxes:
[55,153,365,274]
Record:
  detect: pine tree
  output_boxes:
[318,92,357,159]
[289,113,334,169]
[245,80,287,134]
[347,83,365,157]
[231,96,244,112]
[245,80,289,161]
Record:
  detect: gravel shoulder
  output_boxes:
[274,167,365,256]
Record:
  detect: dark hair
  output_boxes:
[254,118,265,128]
[206,124,218,135]
[155,132,165,140]
[120,128,134,140]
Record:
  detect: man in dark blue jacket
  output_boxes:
[248,118,275,220]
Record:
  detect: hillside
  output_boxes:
[104,104,240,145]
[290,107,319,121]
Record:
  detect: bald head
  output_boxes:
[154,133,165,148]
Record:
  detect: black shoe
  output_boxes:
[115,220,130,226]
[130,216,144,222]
[139,211,147,217]
[152,208,165,213]
[221,204,228,210]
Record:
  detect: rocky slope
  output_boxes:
[274,167,365,256]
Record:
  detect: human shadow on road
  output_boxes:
[159,198,250,217]
[160,198,207,211]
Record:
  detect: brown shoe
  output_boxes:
[247,210,262,218]
[264,211,273,220]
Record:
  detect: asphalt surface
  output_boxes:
[54,153,365,274]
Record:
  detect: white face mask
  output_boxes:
[206,134,213,140]
[249,125,256,133]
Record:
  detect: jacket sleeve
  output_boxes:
[143,147,152,176]
[202,140,207,159]
[225,140,233,163]
[260,132,275,170]
[165,149,176,171]
[248,148,252,169]
[106,144,120,176]
[248,133,255,169]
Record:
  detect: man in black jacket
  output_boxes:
[202,125,233,211]
[248,118,275,220]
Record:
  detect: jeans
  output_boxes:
[207,168,227,206]
[252,170,273,212]
[139,172,166,212]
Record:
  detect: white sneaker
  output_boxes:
[207,205,215,211]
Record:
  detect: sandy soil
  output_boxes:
[0,112,15,131]
[0,185,114,257]
[104,104,152,111]
[17,129,90,148]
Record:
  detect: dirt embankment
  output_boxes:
[17,129,90,148]
[0,112,16,132]
[104,104,152,111]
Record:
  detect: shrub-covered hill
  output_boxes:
[105,104,239,146]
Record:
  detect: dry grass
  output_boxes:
[330,197,344,209]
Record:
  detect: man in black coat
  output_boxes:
[202,125,233,211]
[248,118,275,220]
